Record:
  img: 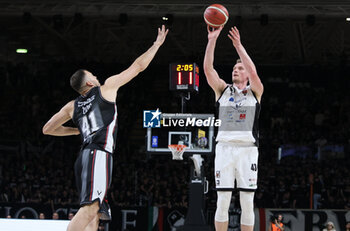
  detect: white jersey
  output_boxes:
[216,85,260,146]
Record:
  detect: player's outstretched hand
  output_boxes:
[154,25,169,46]
[207,25,223,40]
[228,26,241,48]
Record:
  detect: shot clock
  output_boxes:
[169,63,199,92]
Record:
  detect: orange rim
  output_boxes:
[168,144,187,151]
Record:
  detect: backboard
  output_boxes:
[146,113,216,155]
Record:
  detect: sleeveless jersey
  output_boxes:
[72,87,117,153]
[216,85,260,146]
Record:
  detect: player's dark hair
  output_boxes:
[70,69,86,93]
[236,59,242,64]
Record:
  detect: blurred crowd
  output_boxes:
[5,211,74,220]
[255,157,350,209]
[0,61,349,213]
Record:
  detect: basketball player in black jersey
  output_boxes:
[204,26,264,231]
[43,25,168,231]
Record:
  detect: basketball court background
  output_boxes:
[0,1,350,231]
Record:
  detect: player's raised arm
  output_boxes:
[42,101,80,136]
[203,26,227,100]
[228,26,264,101]
[102,25,169,92]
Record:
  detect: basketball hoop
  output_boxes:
[168,144,187,160]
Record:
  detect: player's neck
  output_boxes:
[81,86,94,96]
[233,82,247,90]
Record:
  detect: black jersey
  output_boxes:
[72,87,117,154]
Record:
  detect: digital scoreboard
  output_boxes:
[169,63,199,92]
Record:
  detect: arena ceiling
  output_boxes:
[1,0,350,65]
[1,0,350,17]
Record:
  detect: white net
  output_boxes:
[168,144,187,160]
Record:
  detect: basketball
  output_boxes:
[204,4,229,28]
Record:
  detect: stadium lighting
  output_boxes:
[346,18,350,21]
[162,14,173,26]
[16,48,28,54]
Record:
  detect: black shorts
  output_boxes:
[74,149,113,207]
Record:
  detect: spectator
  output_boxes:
[268,214,284,231]
[313,175,323,209]
[345,221,350,231]
[344,196,350,209]
[254,190,266,208]
[98,224,105,230]
[52,212,59,220]
[323,221,336,231]
[68,212,74,220]
[39,213,45,219]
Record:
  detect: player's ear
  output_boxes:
[86,81,94,87]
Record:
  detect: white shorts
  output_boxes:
[215,142,258,191]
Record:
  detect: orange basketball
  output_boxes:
[204,4,229,28]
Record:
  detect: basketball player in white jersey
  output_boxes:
[204,26,264,231]
[43,25,168,231]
